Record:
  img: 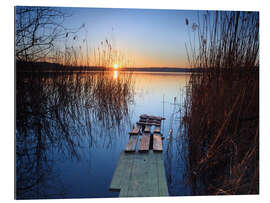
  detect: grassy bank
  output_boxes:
[182,11,259,195]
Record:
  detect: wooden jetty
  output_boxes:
[110,114,168,197]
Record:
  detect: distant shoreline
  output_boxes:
[16,61,258,73]
[16,61,200,73]
[121,67,198,72]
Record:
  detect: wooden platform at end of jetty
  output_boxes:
[110,114,168,197]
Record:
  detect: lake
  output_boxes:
[16,70,190,199]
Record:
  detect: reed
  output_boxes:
[44,26,134,69]
[16,70,134,198]
[16,7,134,69]
[182,11,259,195]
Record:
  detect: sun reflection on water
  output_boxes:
[113,70,118,79]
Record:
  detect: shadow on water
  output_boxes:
[16,70,134,199]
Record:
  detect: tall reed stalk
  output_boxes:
[183,11,259,195]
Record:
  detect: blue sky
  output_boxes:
[16,6,210,67]
[58,7,203,67]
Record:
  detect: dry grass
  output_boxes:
[182,11,259,195]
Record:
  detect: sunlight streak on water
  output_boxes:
[113,70,118,79]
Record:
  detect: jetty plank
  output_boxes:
[149,116,161,121]
[110,114,169,197]
[144,125,151,133]
[153,134,163,152]
[139,119,147,123]
[139,133,150,152]
[149,115,165,121]
[119,151,159,197]
[154,126,161,133]
[140,114,148,119]
[129,125,140,135]
[140,114,165,121]
[153,152,169,196]
[125,135,138,152]
[137,121,160,127]
[110,152,134,190]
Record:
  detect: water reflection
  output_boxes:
[113,70,118,79]
[16,71,191,199]
[16,71,134,199]
[163,88,191,196]
[130,72,191,196]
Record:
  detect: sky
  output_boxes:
[57,7,203,68]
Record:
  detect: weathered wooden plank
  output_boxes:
[154,126,161,133]
[144,125,151,133]
[110,152,135,190]
[149,116,162,121]
[139,133,150,152]
[119,151,159,197]
[112,151,169,197]
[153,152,169,196]
[140,114,165,121]
[153,134,162,152]
[129,125,140,135]
[125,135,138,152]
[140,114,148,119]
[149,115,165,121]
[151,121,161,126]
[137,121,160,127]
[111,114,169,197]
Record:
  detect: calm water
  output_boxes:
[16,71,190,199]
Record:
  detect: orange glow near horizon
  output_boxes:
[45,46,190,68]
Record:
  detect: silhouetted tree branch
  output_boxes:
[15,6,69,62]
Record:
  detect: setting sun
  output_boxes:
[113,64,119,69]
